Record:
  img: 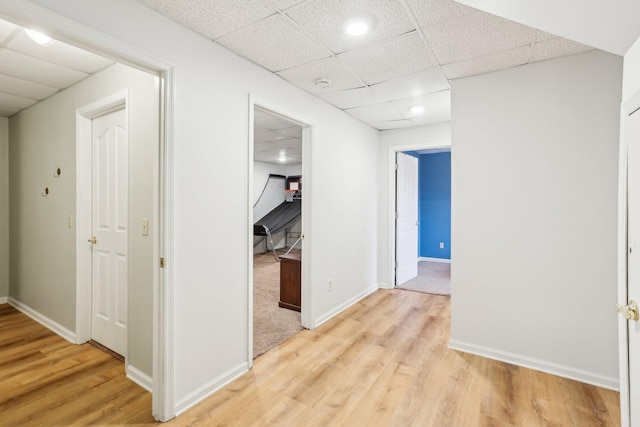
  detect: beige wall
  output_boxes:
[9,63,158,376]
[0,118,8,298]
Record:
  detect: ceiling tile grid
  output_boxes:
[276,56,364,94]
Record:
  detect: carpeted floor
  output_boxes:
[397,261,451,295]
[253,250,303,358]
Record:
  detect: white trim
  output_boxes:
[0,297,8,304]
[387,141,451,288]
[175,362,249,416]
[0,2,175,421]
[449,339,620,391]
[312,285,378,328]
[419,257,451,264]
[127,364,154,393]
[8,298,76,343]
[247,96,316,366]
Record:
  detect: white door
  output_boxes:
[625,108,640,426]
[90,107,128,357]
[396,152,419,286]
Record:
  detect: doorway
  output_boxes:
[248,99,313,364]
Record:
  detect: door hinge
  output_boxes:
[395,163,399,170]
[160,257,166,268]
[395,261,399,269]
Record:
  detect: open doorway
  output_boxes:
[251,107,304,358]
[394,147,451,296]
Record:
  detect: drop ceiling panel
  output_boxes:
[392,90,451,121]
[255,112,298,130]
[0,74,58,100]
[218,14,330,72]
[338,32,438,85]
[0,19,17,43]
[318,86,385,109]
[277,126,302,138]
[406,0,476,28]
[369,68,450,102]
[367,119,414,130]
[270,0,305,10]
[140,0,276,40]
[345,101,403,123]
[0,50,88,89]
[0,92,37,110]
[277,56,364,94]
[8,31,113,73]
[441,45,531,79]
[532,37,592,63]
[285,0,415,54]
[425,11,535,64]
[254,128,287,142]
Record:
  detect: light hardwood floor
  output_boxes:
[1,290,620,426]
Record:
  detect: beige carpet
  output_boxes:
[397,261,451,295]
[253,251,303,358]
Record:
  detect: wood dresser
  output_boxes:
[279,252,301,312]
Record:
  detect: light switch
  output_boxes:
[142,218,149,236]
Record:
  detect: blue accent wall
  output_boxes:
[419,152,451,259]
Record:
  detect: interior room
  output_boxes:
[0,0,639,425]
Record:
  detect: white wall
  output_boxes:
[9,0,380,412]
[0,118,8,298]
[623,37,640,101]
[450,50,622,388]
[378,122,451,287]
[9,63,158,376]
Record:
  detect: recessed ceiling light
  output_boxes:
[410,105,425,114]
[278,151,287,162]
[25,29,53,46]
[344,18,371,37]
[314,78,332,89]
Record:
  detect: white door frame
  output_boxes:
[247,95,314,366]
[0,1,175,422]
[617,91,640,427]
[76,90,129,357]
[386,141,450,288]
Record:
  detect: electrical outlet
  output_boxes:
[439,242,444,249]
[328,279,333,292]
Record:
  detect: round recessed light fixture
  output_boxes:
[410,105,425,115]
[25,29,53,46]
[343,17,371,37]
[314,77,332,89]
[278,151,287,162]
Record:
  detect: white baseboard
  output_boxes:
[378,282,394,290]
[0,296,8,304]
[9,297,76,344]
[448,339,619,391]
[175,362,249,416]
[126,364,153,392]
[313,284,378,328]
[419,257,451,264]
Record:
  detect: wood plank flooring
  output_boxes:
[0,289,621,426]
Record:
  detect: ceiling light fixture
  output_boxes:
[278,151,287,162]
[344,17,371,37]
[314,77,332,89]
[410,105,425,114]
[25,28,53,46]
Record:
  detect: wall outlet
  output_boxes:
[439,242,444,249]
[328,279,333,292]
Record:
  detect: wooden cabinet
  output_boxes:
[279,252,301,312]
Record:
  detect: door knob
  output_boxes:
[616,300,639,321]
[88,236,97,244]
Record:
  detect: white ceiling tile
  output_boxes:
[0,73,58,100]
[424,11,535,64]
[270,0,306,10]
[369,68,450,102]
[277,126,302,138]
[318,86,385,109]
[338,32,438,85]
[0,92,37,110]
[367,119,414,130]
[0,50,88,88]
[532,38,593,63]
[406,0,476,28]
[277,56,363,94]
[218,14,330,72]
[255,111,297,130]
[536,30,556,42]
[140,0,276,40]
[8,31,113,73]
[391,90,451,121]
[254,128,286,142]
[0,105,18,118]
[345,101,403,122]
[285,0,415,54]
[0,18,17,44]
[441,45,531,79]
